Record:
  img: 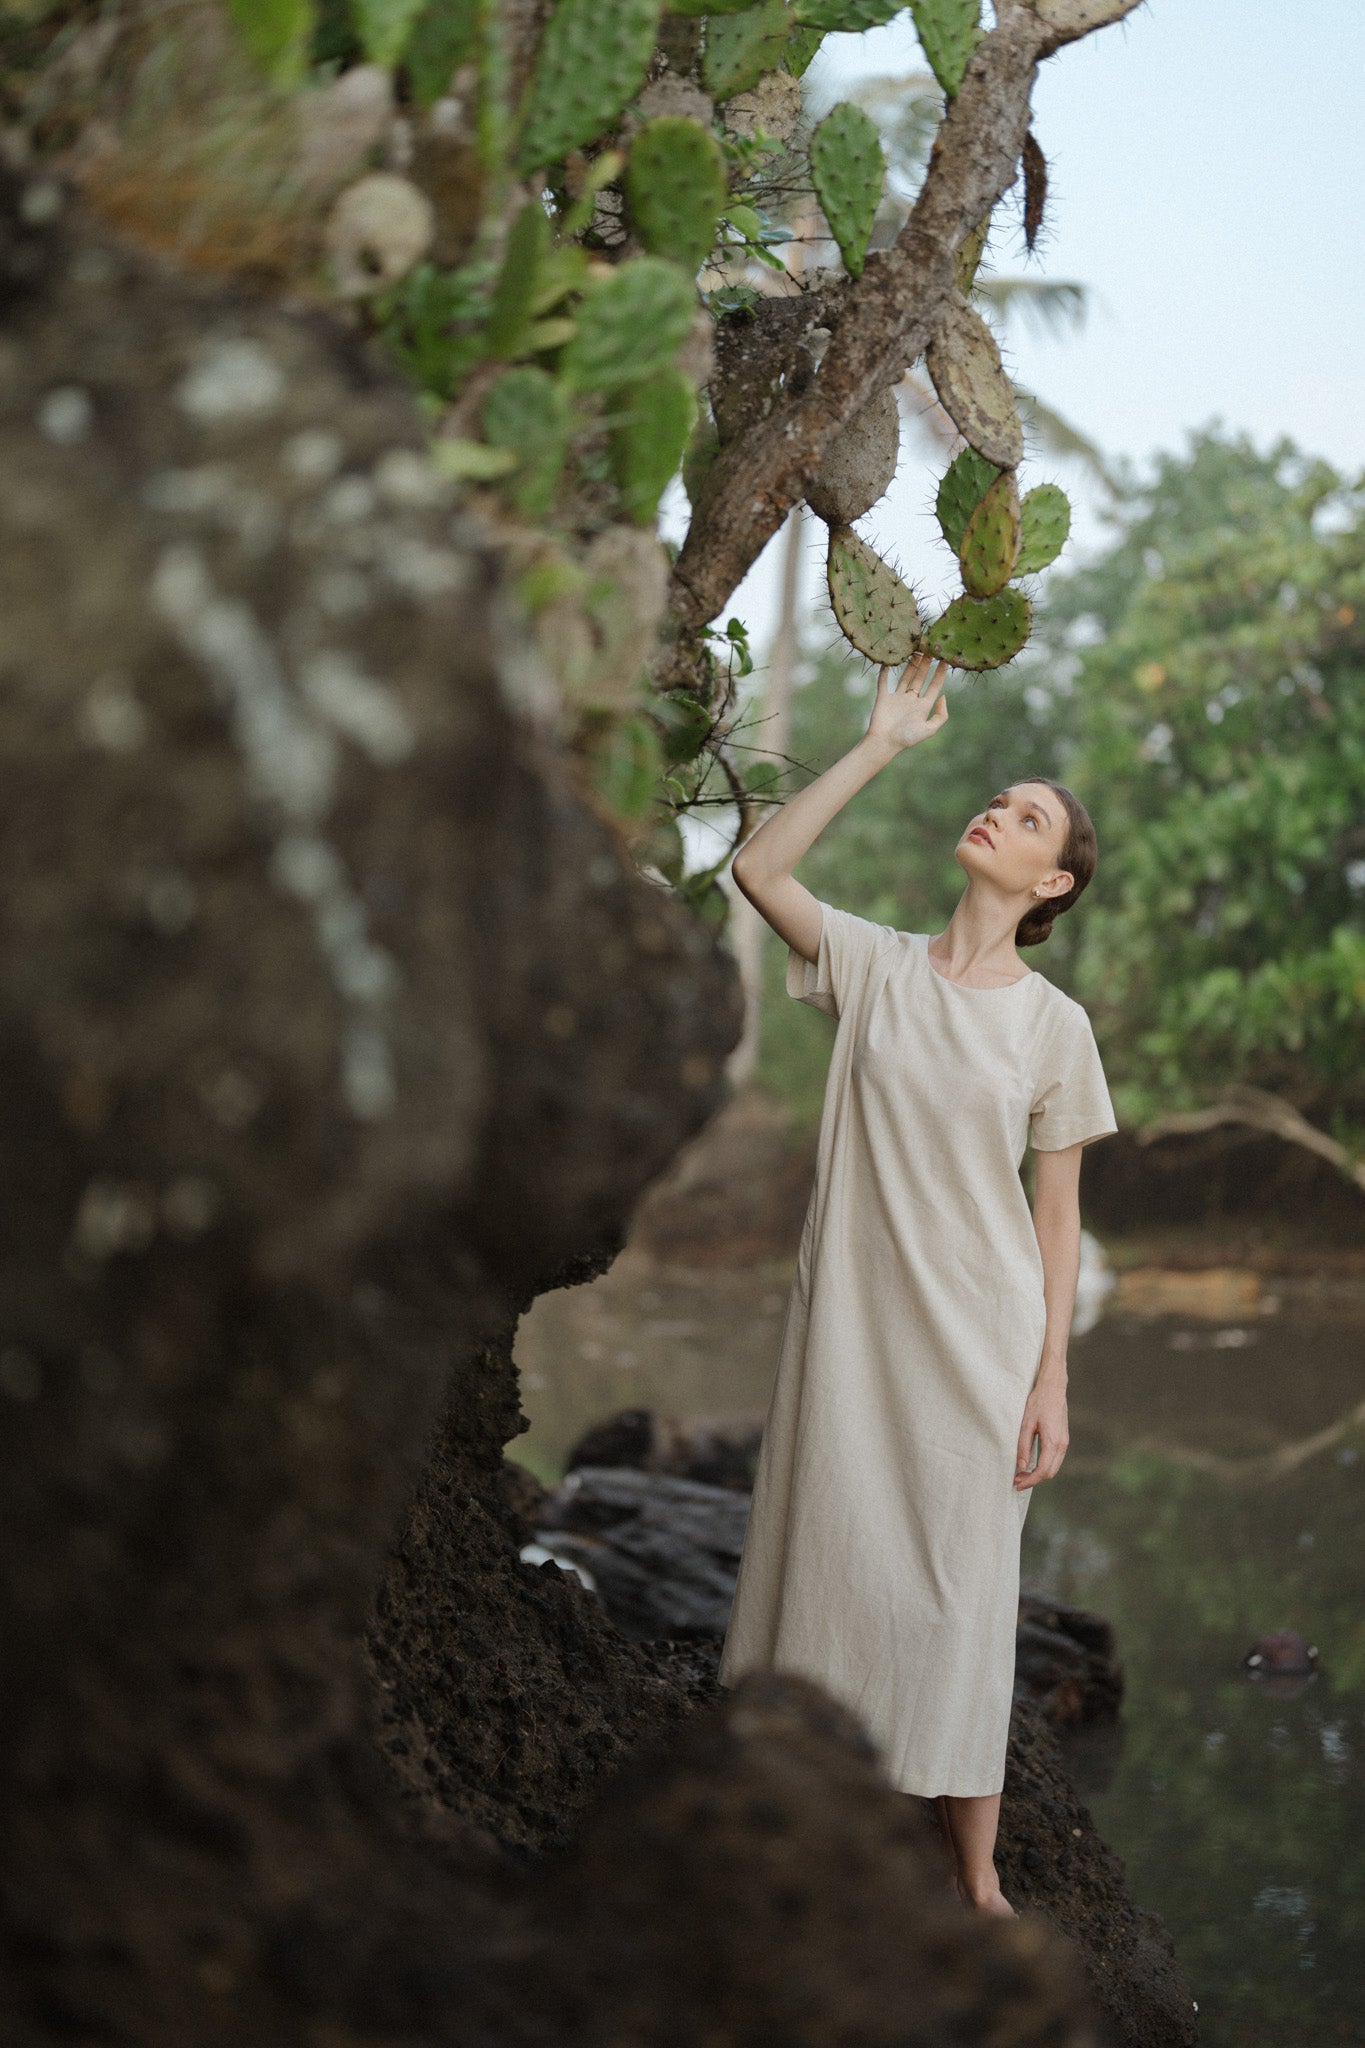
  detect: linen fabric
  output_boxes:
[716,899,1118,1796]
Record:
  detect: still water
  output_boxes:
[512,1252,1365,2045]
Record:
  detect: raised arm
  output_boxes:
[731,651,952,963]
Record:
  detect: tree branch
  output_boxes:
[668,0,1145,633]
[1135,1084,1365,1194]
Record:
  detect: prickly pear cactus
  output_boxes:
[810,101,886,280]
[922,586,1031,670]
[485,200,551,358]
[702,0,793,101]
[909,0,982,98]
[793,0,904,27]
[935,445,1000,555]
[805,387,900,526]
[610,368,698,524]
[953,211,990,292]
[784,24,825,73]
[958,469,1021,598]
[827,526,923,665]
[625,117,728,275]
[1015,482,1072,574]
[560,257,696,391]
[482,367,573,518]
[515,0,664,173]
[925,290,1023,469]
[1036,0,1143,33]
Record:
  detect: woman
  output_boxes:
[716,648,1117,1918]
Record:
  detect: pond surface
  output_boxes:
[512,1254,1365,2046]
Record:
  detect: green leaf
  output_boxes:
[226,0,316,83]
[405,0,477,106]
[352,0,426,66]
[430,438,521,480]
[485,201,551,358]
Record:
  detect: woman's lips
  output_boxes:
[967,827,992,847]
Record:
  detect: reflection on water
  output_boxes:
[512,1256,1365,2046]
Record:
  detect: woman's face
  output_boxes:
[955,783,1073,900]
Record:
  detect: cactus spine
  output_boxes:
[703,0,793,101]
[922,587,1031,670]
[958,469,1021,598]
[925,290,1023,469]
[909,0,982,97]
[515,0,664,173]
[810,101,885,280]
[561,257,696,392]
[610,369,698,524]
[626,117,728,275]
[827,526,923,665]
[1014,483,1072,574]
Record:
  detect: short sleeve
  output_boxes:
[1029,1001,1119,1151]
[785,899,897,1022]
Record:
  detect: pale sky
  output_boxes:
[667,0,1365,658]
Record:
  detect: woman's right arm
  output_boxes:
[731,651,952,964]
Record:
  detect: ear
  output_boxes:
[1043,870,1074,899]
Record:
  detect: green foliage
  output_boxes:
[702,0,792,101]
[1015,481,1072,574]
[376,255,499,397]
[922,585,1031,668]
[351,0,426,63]
[485,200,551,356]
[793,0,902,26]
[481,366,573,515]
[936,445,1001,555]
[227,0,316,83]
[909,0,982,97]
[560,257,696,391]
[626,117,728,274]
[959,468,1021,597]
[809,100,885,279]
[514,0,663,172]
[1028,428,1365,1139]
[609,368,698,523]
[826,526,923,664]
[405,0,478,105]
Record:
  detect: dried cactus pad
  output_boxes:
[935,445,1000,556]
[626,117,727,275]
[827,525,923,665]
[810,101,886,280]
[1014,483,1072,574]
[1035,0,1145,34]
[805,388,900,527]
[922,587,1031,670]
[926,291,1023,470]
[959,469,1021,598]
[515,0,663,172]
[910,0,983,98]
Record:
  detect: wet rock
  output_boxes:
[1016,1589,1125,1726]
[564,1403,764,1489]
[532,1464,750,1639]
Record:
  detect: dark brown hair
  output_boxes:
[1010,778,1098,948]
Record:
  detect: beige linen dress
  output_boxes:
[716,898,1118,1797]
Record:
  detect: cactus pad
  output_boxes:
[1035,0,1144,35]
[626,117,728,275]
[922,587,1031,670]
[482,367,572,519]
[959,469,1021,598]
[610,368,698,524]
[909,0,982,97]
[515,0,663,173]
[805,387,900,526]
[953,210,990,292]
[702,1,793,102]
[784,24,824,72]
[1015,482,1071,574]
[485,200,551,358]
[926,290,1023,469]
[827,525,923,665]
[561,256,696,391]
[935,445,1000,556]
[792,0,904,27]
[810,101,885,281]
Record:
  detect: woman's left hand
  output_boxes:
[1014,1377,1069,1489]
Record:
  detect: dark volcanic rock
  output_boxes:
[532,1463,751,1639]
[1015,1588,1125,1726]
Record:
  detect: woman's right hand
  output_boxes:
[866,650,951,754]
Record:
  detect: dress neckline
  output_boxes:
[921,936,1035,992]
